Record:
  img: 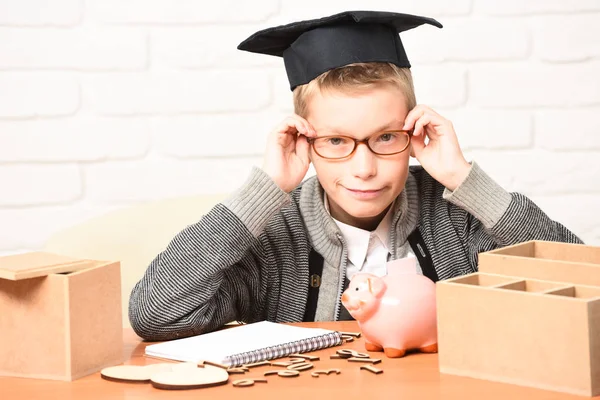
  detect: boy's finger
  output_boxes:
[305,121,317,136]
[403,106,427,130]
[281,117,306,136]
[288,116,307,133]
[413,114,432,138]
[420,105,439,116]
[404,104,443,130]
[291,115,316,137]
[295,135,311,165]
[276,117,298,135]
[411,130,426,158]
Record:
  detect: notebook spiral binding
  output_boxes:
[223,331,343,367]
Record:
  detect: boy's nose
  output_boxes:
[350,142,377,179]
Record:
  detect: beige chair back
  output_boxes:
[43,194,228,328]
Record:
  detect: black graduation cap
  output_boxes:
[237,10,442,91]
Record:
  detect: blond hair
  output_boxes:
[293,62,416,118]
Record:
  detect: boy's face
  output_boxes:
[306,85,411,230]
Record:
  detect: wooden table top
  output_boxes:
[0,321,596,400]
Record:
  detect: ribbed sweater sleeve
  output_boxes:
[128,168,290,341]
[442,161,584,270]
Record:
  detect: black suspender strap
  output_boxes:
[407,228,439,283]
[304,232,437,321]
[303,249,324,322]
[336,275,355,321]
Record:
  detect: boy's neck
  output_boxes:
[328,202,392,231]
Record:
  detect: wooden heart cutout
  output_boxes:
[100,362,198,383]
[150,365,229,390]
[101,364,173,383]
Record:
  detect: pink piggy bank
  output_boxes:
[341,257,438,358]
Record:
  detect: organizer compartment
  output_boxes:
[445,272,521,287]
[493,279,570,293]
[544,285,600,300]
[479,240,600,286]
[437,241,600,397]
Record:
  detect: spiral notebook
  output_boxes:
[144,321,343,367]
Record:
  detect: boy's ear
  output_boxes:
[409,143,415,158]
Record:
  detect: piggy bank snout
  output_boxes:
[341,292,349,303]
[341,291,362,311]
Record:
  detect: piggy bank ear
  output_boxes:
[368,277,386,298]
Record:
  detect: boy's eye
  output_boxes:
[325,137,347,146]
[377,132,396,142]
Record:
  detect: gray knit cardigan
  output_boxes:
[128,162,582,341]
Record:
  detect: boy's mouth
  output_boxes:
[344,187,383,199]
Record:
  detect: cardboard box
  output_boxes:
[0,252,124,381]
[436,240,600,396]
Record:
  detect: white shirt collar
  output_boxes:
[324,192,393,272]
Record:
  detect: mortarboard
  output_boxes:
[237,10,442,91]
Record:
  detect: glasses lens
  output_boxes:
[311,131,410,159]
[312,136,355,158]
[369,131,409,154]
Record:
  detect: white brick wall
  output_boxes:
[469,63,600,107]
[83,158,262,203]
[1,0,599,256]
[83,72,271,115]
[0,165,82,206]
[0,0,81,26]
[153,113,284,158]
[532,14,600,62]
[151,26,282,69]
[475,0,600,15]
[411,66,467,108]
[535,109,600,150]
[87,0,280,24]
[402,18,531,63]
[0,73,79,117]
[0,117,151,161]
[0,28,147,70]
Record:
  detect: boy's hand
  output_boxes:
[403,105,471,191]
[263,114,316,193]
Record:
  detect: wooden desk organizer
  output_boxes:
[0,252,124,381]
[436,240,600,397]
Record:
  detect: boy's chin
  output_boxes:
[341,202,391,219]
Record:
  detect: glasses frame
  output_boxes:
[306,129,413,160]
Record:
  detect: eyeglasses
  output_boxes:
[306,130,413,160]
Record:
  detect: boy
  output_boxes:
[128,11,582,341]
